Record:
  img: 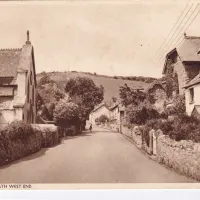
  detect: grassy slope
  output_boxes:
[37,71,150,103]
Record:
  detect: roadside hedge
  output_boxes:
[0,121,42,166]
[0,121,62,166]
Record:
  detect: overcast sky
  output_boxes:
[0,0,200,78]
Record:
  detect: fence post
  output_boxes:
[149,129,154,155]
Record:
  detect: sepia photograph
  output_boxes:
[0,0,200,185]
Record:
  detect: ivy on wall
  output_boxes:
[165,60,179,98]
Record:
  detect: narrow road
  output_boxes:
[0,126,195,183]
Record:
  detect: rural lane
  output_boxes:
[0,126,195,183]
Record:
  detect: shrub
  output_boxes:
[149,114,200,142]
[53,99,80,127]
[126,100,160,125]
[0,121,43,166]
[141,125,150,146]
[1,121,34,141]
[98,114,109,123]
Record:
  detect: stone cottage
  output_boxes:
[145,80,166,113]
[0,31,37,128]
[184,72,200,116]
[162,34,200,97]
[89,103,110,125]
[110,103,125,123]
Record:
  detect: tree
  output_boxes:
[65,77,104,121]
[37,83,65,105]
[119,84,146,107]
[38,74,55,88]
[53,99,80,127]
[36,77,65,121]
[98,114,109,123]
[112,96,117,103]
[126,100,160,125]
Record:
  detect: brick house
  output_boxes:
[162,34,200,97]
[0,31,37,128]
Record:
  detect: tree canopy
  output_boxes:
[53,99,80,127]
[119,84,146,107]
[65,77,104,121]
[95,114,109,123]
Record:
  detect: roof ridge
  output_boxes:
[0,48,22,51]
[185,36,200,39]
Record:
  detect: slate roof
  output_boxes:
[91,103,110,113]
[184,73,200,88]
[0,49,22,77]
[110,104,118,111]
[163,36,200,74]
[193,105,200,115]
[178,36,200,62]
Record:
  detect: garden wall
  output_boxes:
[157,135,200,181]
[121,125,132,139]
[116,121,200,181]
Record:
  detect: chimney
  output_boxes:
[184,32,187,38]
[26,30,31,45]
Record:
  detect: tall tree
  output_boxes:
[65,77,104,121]
[119,84,146,107]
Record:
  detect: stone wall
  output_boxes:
[157,135,200,181]
[121,125,132,139]
[131,126,142,148]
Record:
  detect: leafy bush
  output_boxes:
[0,121,43,166]
[38,74,55,88]
[126,100,160,125]
[119,84,146,107]
[1,121,34,141]
[141,125,150,146]
[173,95,186,114]
[98,114,109,123]
[163,95,186,117]
[53,99,80,127]
[146,114,200,142]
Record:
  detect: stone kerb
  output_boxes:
[157,135,200,181]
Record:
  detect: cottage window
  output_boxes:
[189,88,194,103]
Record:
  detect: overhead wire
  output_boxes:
[154,3,200,68]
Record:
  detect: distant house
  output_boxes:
[110,103,125,124]
[89,103,110,125]
[0,31,37,128]
[145,80,166,113]
[163,34,200,97]
[184,73,200,116]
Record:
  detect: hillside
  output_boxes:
[37,71,153,104]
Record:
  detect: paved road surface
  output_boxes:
[0,126,195,183]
